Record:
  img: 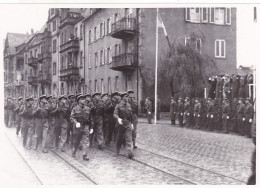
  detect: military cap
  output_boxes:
[170,97,174,100]
[59,95,67,100]
[120,92,129,98]
[194,97,199,101]
[18,97,23,101]
[111,91,119,98]
[76,94,85,102]
[178,97,183,101]
[68,94,75,99]
[238,97,244,101]
[245,97,252,102]
[127,89,134,94]
[39,95,47,100]
[92,92,101,98]
[46,95,52,100]
[207,98,212,101]
[7,97,12,100]
[146,97,151,100]
[26,97,34,102]
[84,93,91,97]
[185,97,190,100]
[76,93,83,98]
[101,93,108,98]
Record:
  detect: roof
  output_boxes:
[5,33,30,55]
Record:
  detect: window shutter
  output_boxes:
[110,46,113,63]
[225,8,231,25]
[210,8,215,23]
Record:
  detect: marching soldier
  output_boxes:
[5,97,15,127]
[33,95,50,153]
[237,98,245,136]
[244,98,254,138]
[145,97,152,124]
[19,97,35,148]
[47,96,57,149]
[183,97,191,127]
[206,98,214,131]
[231,98,238,133]
[128,90,138,149]
[170,97,177,125]
[222,98,231,134]
[177,98,184,127]
[114,92,134,159]
[70,94,94,160]
[51,95,70,152]
[193,98,202,129]
[14,97,23,136]
[90,92,104,149]
[67,94,76,146]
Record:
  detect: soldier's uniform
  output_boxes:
[114,92,134,158]
[177,98,184,127]
[33,95,50,153]
[14,97,23,135]
[206,98,214,131]
[67,95,77,146]
[170,97,177,125]
[193,98,202,129]
[145,97,152,124]
[47,96,57,149]
[244,98,254,138]
[90,92,104,149]
[5,98,15,127]
[237,98,246,136]
[70,95,93,160]
[183,97,191,127]
[222,98,231,134]
[19,97,35,148]
[128,90,138,149]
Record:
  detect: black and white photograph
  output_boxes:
[0,1,258,186]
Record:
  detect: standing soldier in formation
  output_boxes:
[33,95,50,153]
[14,97,23,136]
[5,97,15,128]
[68,95,76,147]
[244,98,254,138]
[177,98,184,127]
[51,95,70,152]
[91,92,104,149]
[206,98,214,131]
[222,98,231,134]
[47,96,57,149]
[170,97,177,125]
[70,95,94,160]
[128,90,138,149]
[183,97,191,127]
[145,97,152,124]
[114,92,134,159]
[237,98,245,136]
[193,98,202,129]
[101,93,110,146]
[231,98,238,133]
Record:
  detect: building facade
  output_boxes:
[3,7,237,109]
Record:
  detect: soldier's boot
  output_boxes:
[133,141,137,149]
[83,154,89,161]
[128,151,134,159]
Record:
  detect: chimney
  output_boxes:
[31,28,34,34]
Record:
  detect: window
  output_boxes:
[215,8,225,25]
[80,51,83,67]
[108,77,111,93]
[53,62,57,75]
[210,8,215,23]
[96,24,100,39]
[75,27,78,38]
[94,27,97,41]
[115,12,120,23]
[100,49,105,65]
[185,37,201,53]
[53,20,56,31]
[80,24,83,39]
[88,30,91,43]
[225,8,231,25]
[101,79,104,93]
[201,8,208,22]
[95,52,98,67]
[115,43,120,56]
[190,8,200,23]
[185,8,191,21]
[107,18,111,34]
[88,54,92,69]
[53,39,57,53]
[215,40,225,58]
[115,76,119,91]
[107,47,112,64]
[48,24,51,31]
[100,22,103,38]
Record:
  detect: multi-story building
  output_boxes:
[3,8,237,109]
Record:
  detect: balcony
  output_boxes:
[41,31,51,40]
[28,76,38,85]
[59,66,80,81]
[28,57,38,67]
[38,52,52,62]
[38,72,52,84]
[111,17,136,39]
[59,12,82,29]
[111,53,136,72]
[59,38,79,53]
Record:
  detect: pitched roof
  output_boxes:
[6,33,30,47]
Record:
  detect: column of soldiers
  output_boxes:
[4,89,138,160]
[169,96,254,137]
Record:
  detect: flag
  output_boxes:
[158,13,168,36]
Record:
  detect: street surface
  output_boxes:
[0,118,254,185]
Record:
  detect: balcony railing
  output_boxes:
[28,57,38,67]
[28,76,38,85]
[111,17,136,39]
[111,53,136,72]
[59,66,80,81]
[59,38,79,53]
[59,12,82,28]
[38,52,52,61]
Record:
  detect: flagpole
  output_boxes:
[154,8,159,125]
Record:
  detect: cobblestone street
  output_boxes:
[0,118,254,185]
